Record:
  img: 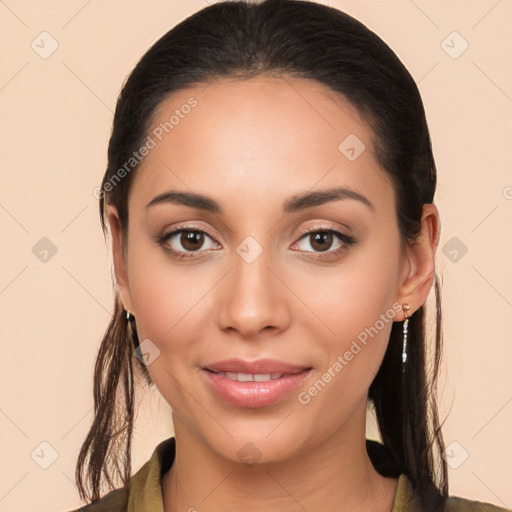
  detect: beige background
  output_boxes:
[0,1,511,510]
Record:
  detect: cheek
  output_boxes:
[296,282,398,424]
[302,235,402,338]
[129,263,215,345]
[297,236,402,396]
[125,247,213,408]
[125,230,208,331]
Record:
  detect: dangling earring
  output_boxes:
[401,304,411,373]
[126,310,140,350]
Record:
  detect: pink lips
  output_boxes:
[205,358,309,375]
[202,358,311,408]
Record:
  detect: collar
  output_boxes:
[125,436,416,511]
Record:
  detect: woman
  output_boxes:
[66,1,509,511]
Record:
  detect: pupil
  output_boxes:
[311,231,332,252]
[181,231,204,251]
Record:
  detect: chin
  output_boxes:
[197,416,311,467]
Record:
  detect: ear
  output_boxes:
[107,205,134,314]
[396,203,441,320]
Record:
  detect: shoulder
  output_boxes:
[62,487,128,512]
[444,495,510,512]
[62,436,176,512]
[393,472,509,512]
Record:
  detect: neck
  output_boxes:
[162,409,398,512]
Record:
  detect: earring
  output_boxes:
[125,310,140,350]
[401,304,411,373]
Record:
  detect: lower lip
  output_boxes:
[202,369,311,408]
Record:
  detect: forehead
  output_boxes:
[129,76,393,212]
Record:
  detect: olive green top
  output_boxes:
[65,437,509,512]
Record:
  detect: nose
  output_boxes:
[215,244,291,339]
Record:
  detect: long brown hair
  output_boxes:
[76,0,448,508]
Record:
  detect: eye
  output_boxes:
[156,225,356,260]
[158,227,220,257]
[293,228,356,256]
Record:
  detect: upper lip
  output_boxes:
[204,358,310,374]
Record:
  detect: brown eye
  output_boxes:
[180,230,205,251]
[293,228,356,257]
[309,231,333,252]
[158,228,219,256]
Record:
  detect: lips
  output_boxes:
[205,358,309,375]
[212,371,285,382]
[202,358,312,408]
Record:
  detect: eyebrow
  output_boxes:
[145,186,374,213]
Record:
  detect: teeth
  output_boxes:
[254,373,272,382]
[215,372,284,382]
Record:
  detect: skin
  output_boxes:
[108,76,440,512]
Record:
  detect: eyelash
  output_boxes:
[156,224,357,260]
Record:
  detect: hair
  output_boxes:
[76,0,448,509]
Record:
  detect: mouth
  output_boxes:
[208,371,289,382]
[202,358,312,408]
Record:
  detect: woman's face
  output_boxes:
[110,76,431,464]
